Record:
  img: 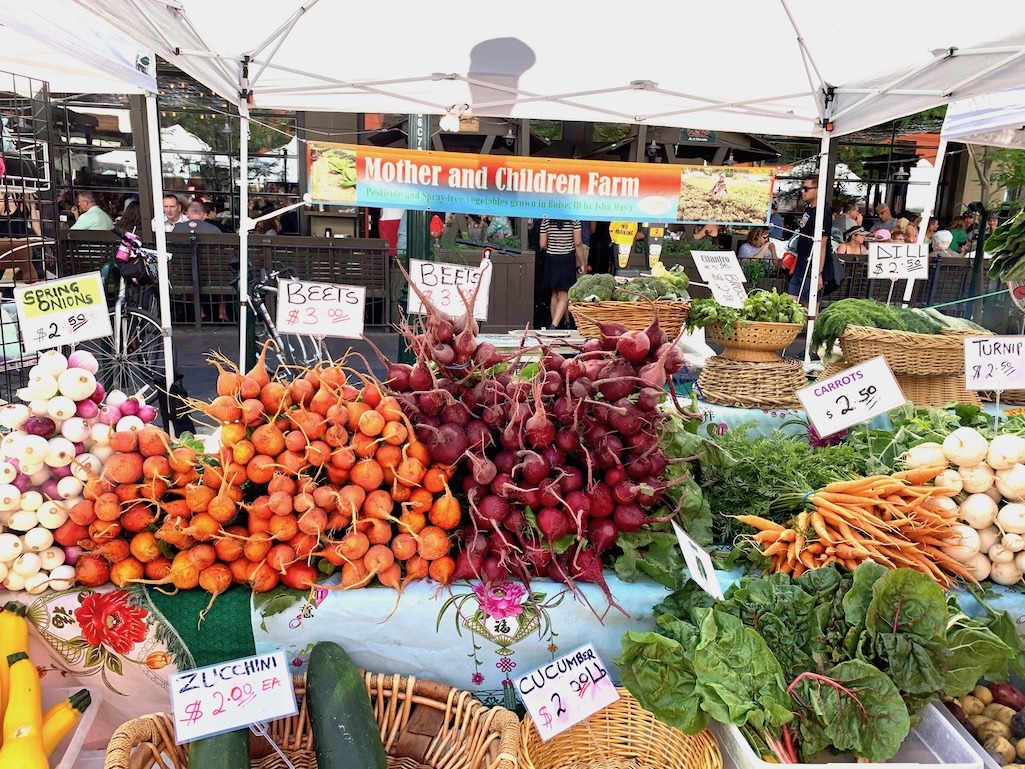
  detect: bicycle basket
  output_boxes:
[118,255,156,286]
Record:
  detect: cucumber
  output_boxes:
[187,728,249,769]
[307,642,387,769]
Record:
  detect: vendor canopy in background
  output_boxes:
[942,86,1025,149]
[72,0,1025,138]
[0,0,154,94]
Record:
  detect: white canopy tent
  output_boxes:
[70,0,1025,362]
[0,0,178,400]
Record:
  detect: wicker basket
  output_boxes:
[839,325,968,377]
[697,355,807,409]
[569,300,690,339]
[896,374,980,409]
[707,320,803,362]
[104,672,520,769]
[982,390,1025,406]
[520,688,721,769]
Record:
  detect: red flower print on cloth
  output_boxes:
[74,590,148,654]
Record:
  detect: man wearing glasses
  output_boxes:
[786,177,832,303]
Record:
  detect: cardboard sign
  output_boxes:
[407,258,491,320]
[170,651,297,744]
[672,521,724,599]
[964,336,1025,392]
[275,278,366,339]
[796,356,907,437]
[868,243,929,280]
[692,250,748,308]
[516,643,619,742]
[14,272,112,353]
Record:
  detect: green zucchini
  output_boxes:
[307,642,387,769]
[187,728,249,769]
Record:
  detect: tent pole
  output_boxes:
[238,103,251,370]
[901,137,947,307]
[803,130,833,364]
[144,94,175,397]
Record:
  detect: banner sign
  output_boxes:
[308,142,774,225]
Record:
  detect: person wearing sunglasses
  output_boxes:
[786,177,832,303]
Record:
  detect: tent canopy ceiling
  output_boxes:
[0,0,154,94]
[72,0,1025,138]
[942,86,1025,149]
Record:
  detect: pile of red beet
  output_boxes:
[368,265,690,617]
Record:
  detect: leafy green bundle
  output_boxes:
[987,210,1025,281]
[811,298,942,355]
[617,564,1025,762]
[567,268,691,303]
[686,289,806,337]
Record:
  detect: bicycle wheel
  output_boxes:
[79,309,168,402]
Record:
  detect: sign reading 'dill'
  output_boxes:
[407,258,491,320]
[14,272,112,353]
[692,250,747,308]
[964,336,1025,391]
[868,243,929,280]
[796,356,907,437]
[516,643,619,742]
[170,651,296,744]
[275,279,366,339]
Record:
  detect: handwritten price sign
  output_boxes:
[170,651,297,744]
[672,521,724,599]
[868,243,929,280]
[517,643,619,742]
[13,272,112,353]
[407,259,491,321]
[796,356,907,437]
[692,250,747,308]
[964,336,1025,391]
[275,279,365,339]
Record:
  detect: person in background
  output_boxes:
[768,202,784,240]
[925,217,940,241]
[893,217,910,240]
[987,214,1000,236]
[786,175,832,304]
[202,202,227,232]
[539,218,582,329]
[577,221,592,275]
[115,199,142,232]
[173,201,221,235]
[834,201,861,234]
[946,215,969,253]
[836,226,870,256]
[871,203,896,233]
[904,212,921,242]
[255,216,281,236]
[931,229,956,258]
[871,229,891,243]
[737,226,777,263]
[692,222,719,240]
[162,193,187,231]
[889,229,907,243]
[70,190,113,231]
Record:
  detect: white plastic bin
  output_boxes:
[710,703,982,769]
[935,703,1002,769]
[42,685,103,769]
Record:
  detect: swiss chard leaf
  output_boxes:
[617,624,706,733]
[791,659,910,762]
[689,608,793,731]
[864,570,950,696]
[841,560,887,628]
[612,531,688,589]
[944,619,1017,697]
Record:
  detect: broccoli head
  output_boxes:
[568,273,617,302]
[617,276,673,301]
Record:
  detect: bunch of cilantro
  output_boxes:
[617,564,1025,762]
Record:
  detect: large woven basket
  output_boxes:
[520,688,721,769]
[569,300,690,339]
[707,320,803,362]
[697,355,807,409]
[104,672,520,769]
[896,374,980,409]
[839,325,968,377]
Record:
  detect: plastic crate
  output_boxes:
[935,703,1002,769]
[44,685,103,769]
[710,704,982,769]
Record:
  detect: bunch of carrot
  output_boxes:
[78,343,461,598]
[737,464,975,587]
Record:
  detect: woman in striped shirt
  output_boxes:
[540,218,583,328]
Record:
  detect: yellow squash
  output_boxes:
[41,688,91,757]
[0,601,29,749]
[0,652,47,769]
